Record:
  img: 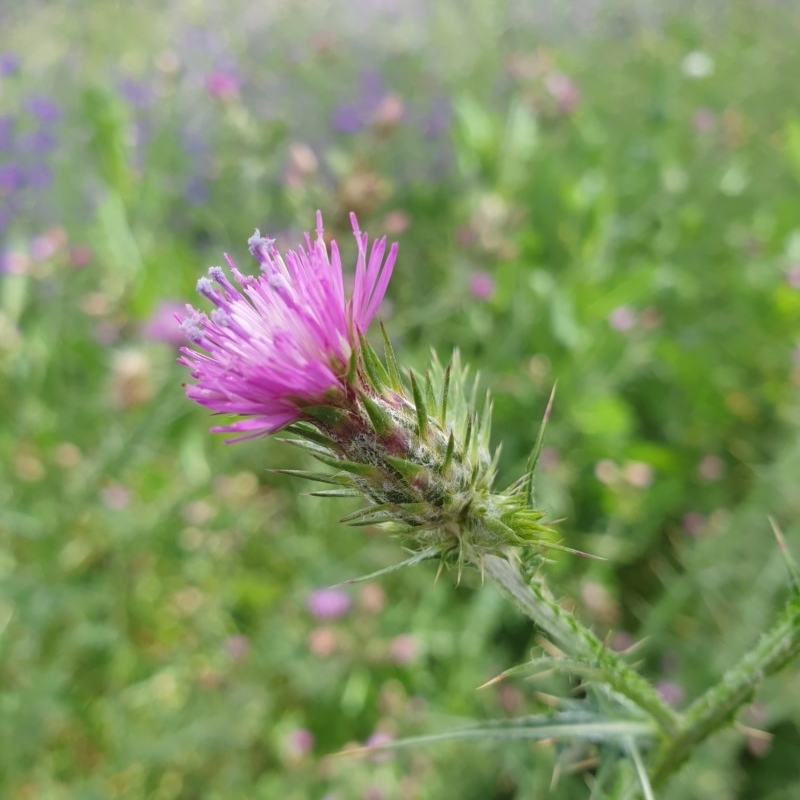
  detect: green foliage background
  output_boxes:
[1,1,799,797]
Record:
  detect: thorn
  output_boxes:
[768,516,800,590]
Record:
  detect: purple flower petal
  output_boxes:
[179,211,398,438]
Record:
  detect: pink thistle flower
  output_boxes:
[179,211,398,440]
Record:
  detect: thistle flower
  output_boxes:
[179,211,397,439]
[180,211,559,574]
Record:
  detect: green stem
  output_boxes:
[482,555,681,738]
[650,590,800,787]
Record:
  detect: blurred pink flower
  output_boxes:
[692,108,716,133]
[365,730,394,762]
[285,728,314,758]
[388,634,419,664]
[142,301,188,347]
[469,271,495,300]
[545,72,581,115]
[787,265,800,289]
[307,587,351,620]
[698,454,725,481]
[224,634,250,662]
[608,305,636,332]
[179,211,398,439]
[205,70,240,102]
[682,512,707,537]
[622,460,654,488]
[656,680,685,708]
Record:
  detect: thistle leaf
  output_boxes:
[360,333,389,390]
[462,412,473,453]
[309,488,364,498]
[311,453,381,477]
[441,431,455,473]
[276,437,336,459]
[424,370,437,414]
[333,546,442,585]
[271,468,354,486]
[384,454,425,481]
[523,382,557,508]
[440,361,452,424]
[361,394,393,437]
[380,321,403,391]
[283,422,338,449]
[303,404,347,428]
[409,370,428,439]
[344,710,654,755]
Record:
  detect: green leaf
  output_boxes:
[424,371,437,415]
[360,334,389,390]
[302,404,347,428]
[283,422,338,449]
[348,710,654,755]
[441,431,455,473]
[380,321,403,391]
[334,547,442,585]
[409,370,428,439]
[270,469,354,486]
[523,383,557,508]
[440,361,452,424]
[276,437,336,459]
[309,488,364,498]
[361,394,393,437]
[311,453,380,477]
[383,454,425,481]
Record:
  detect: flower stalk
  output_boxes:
[179,211,800,792]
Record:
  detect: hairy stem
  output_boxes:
[650,590,800,787]
[482,555,681,738]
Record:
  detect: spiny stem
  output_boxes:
[650,590,800,787]
[482,555,680,738]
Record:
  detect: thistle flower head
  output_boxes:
[179,211,398,439]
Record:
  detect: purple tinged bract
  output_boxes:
[179,211,398,440]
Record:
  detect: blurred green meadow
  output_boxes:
[2,1,800,798]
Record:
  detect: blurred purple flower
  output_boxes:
[118,77,153,109]
[330,103,363,134]
[24,94,62,124]
[787,265,800,289]
[19,129,57,154]
[0,116,14,151]
[185,176,210,206]
[469,271,495,300]
[142,301,189,347]
[0,54,19,77]
[424,96,451,139]
[307,587,351,620]
[0,163,25,193]
[25,162,53,190]
[330,68,389,134]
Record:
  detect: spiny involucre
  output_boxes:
[180,211,559,572]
